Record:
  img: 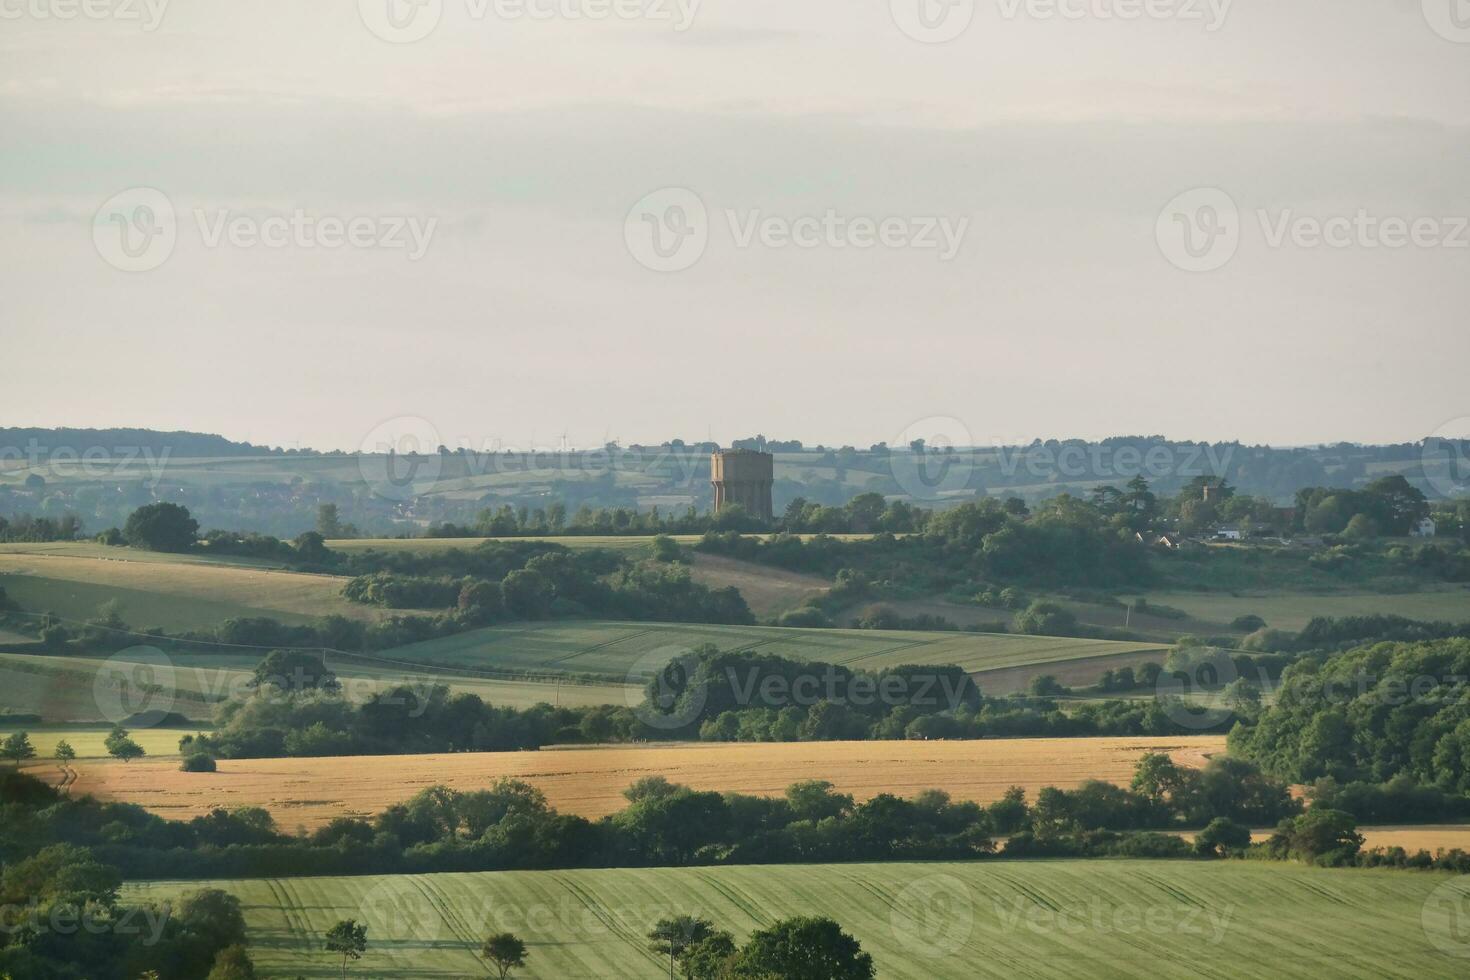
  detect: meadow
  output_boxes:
[381,620,1169,685]
[124,859,1461,978]
[64,735,1225,827]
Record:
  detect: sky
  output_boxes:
[2,0,1468,453]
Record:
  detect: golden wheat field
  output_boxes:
[62,735,1224,830]
[1252,824,1470,854]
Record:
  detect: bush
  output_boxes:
[1013,601,1079,636]
[181,753,218,773]
[1231,614,1267,632]
[776,605,833,628]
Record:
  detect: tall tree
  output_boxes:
[324,919,368,979]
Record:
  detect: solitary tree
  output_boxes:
[648,916,717,980]
[53,739,76,766]
[324,919,367,978]
[481,932,528,979]
[105,726,145,763]
[123,502,199,552]
[1,731,36,767]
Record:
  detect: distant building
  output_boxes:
[1412,517,1437,538]
[1201,480,1230,503]
[1215,526,1245,541]
[711,449,774,521]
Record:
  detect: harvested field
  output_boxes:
[68,735,1225,830]
[1282,824,1470,854]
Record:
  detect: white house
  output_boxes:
[1412,517,1437,538]
[1215,526,1245,541]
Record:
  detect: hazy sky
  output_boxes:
[3,0,1468,452]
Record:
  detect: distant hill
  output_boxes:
[0,428,299,458]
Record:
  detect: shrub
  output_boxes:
[1013,601,1079,636]
[181,753,218,773]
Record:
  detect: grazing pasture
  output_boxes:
[382,620,1168,684]
[125,859,1460,978]
[66,735,1225,828]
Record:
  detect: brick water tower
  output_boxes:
[711,449,774,521]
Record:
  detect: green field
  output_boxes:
[2,724,195,758]
[0,649,634,723]
[382,620,1168,683]
[126,860,1462,978]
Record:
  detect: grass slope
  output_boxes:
[383,620,1167,683]
[126,860,1461,978]
[0,552,380,631]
